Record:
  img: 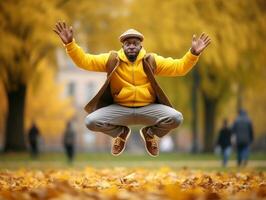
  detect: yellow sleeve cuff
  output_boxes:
[187,49,200,61]
[64,39,76,52]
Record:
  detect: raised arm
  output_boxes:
[53,21,74,45]
[190,33,211,56]
[154,33,211,76]
[53,21,108,72]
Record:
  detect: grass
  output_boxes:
[0,151,265,161]
[0,152,265,171]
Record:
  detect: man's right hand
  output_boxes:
[53,21,73,45]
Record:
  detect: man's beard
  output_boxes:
[126,54,137,62]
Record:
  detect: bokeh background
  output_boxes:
[0,0,265,163]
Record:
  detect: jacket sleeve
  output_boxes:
[64,39,109,72]
[153,50,199,76]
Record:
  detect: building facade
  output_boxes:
[56,48,110,152]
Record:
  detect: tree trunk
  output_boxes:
[191,68,200,153]
[4,84,27,152]
[202,95,217,152]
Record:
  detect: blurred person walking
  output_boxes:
[232,109,254,167]
[216,119,232,167]
[63,121,76,163]
[54,22,211,157]
[28,123,40,159]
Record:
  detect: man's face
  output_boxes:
[122,37,142,62]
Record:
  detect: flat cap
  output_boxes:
[119,29,144,43]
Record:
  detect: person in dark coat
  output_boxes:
[63,121,75,163]
[232,109,254,166]
[217,119,232,167]
[28,123,40,158]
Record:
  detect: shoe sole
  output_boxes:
[140,128,159,157]
[111,129,131,156]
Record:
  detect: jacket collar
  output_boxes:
[117,48,146,63]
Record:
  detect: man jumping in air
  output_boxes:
[54,22,211,157]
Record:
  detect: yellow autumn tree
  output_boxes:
[126,0,266,151]
[0,0,128,151]
[194,0,265,151]
[0,0,68,151]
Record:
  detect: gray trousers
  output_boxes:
[85,104,183,138]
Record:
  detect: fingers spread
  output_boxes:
[203,35,210,42]
[199,32,205,39]
[205,38,211,45]
[53,29,60,35]
[204,40,211,48]
[59,22,64,30]
[56,23,62,32]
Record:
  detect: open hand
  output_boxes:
[53,21,73,45]
[190,33,211,55]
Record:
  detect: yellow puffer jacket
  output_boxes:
[65,40,199,107]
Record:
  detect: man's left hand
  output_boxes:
[190,33,211,56]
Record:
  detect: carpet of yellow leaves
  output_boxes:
[0,167,265,200]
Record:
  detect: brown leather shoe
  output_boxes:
[140,127,159,157]
[111,128,131,156]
